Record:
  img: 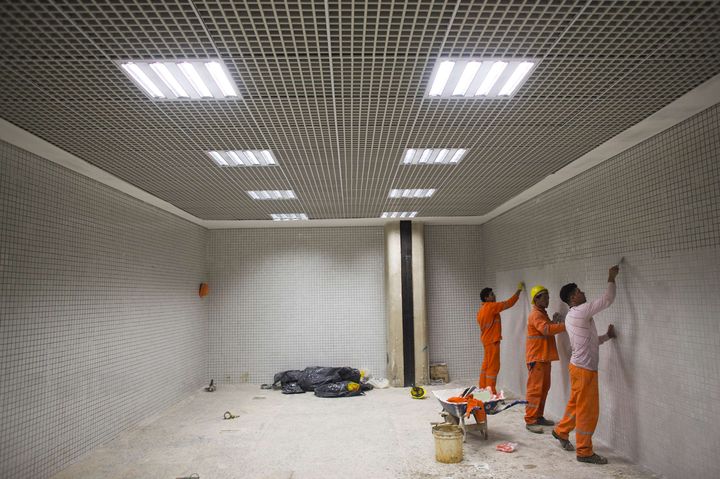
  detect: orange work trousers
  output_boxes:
[479,341,500,394]
[525,361,551,424]
[553,363,599,458]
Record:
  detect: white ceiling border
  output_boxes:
[2,73,719,230]
[0,117,205,227]
[474,72,720,225]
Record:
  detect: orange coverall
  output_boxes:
[525,305,565,425]
[555,364,599,457]
[476,292,519,393]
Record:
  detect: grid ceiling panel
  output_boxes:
[1,0,719,220]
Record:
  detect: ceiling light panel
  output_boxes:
[208,150,278,167]
[388,189,436,198]
[271,213,309,221]
[247,190,297,200]
[402,148,467,165]
[427,59,536,99]
[381,212,418,219]
[118,60,239,100]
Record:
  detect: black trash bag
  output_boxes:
[359,382,374,392]
[314,381,365,398]
[281,382,305,394]
[298,367,342,391]
[336,367,362,383]
[272,370,303,390]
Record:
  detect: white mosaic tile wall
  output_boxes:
[207,228,386,384]
[481,105,720,479]
[0,141,208,478]
[424,225,485,382]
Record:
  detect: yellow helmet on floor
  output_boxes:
[410,386,426,399]
[530,285,548,304]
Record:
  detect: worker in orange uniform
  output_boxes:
[524,285,566,433]
[476,282,524,394]
[552,265,619,465]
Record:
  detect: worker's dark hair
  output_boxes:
[559,283,578,305]
[480,287,494,302]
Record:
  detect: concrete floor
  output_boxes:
[52,383,659,479]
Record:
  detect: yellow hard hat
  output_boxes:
[530,285,548,304]
[410,386,427,399]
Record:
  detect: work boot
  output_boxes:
[552,429,575,451]
[536,417,555,426]
[526,423,544,434]
[577,454,608,465]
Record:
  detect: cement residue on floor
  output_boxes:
[51,383,660,479]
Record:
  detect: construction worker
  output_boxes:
[476,282,524,394]
[552,265,619,464]
[524,285,566,433]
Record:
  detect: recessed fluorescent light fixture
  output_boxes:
[402,148,467,165]
[426,58,536,98]
[381,212,418,219]
[388,189,436,198]
[118,59,239,100]
[247,190,297,200]
[271,213,309,221]
[208,150,278,167]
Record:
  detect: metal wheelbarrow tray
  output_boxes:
[433,387,527,440]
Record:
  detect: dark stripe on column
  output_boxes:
[400,220,415,387]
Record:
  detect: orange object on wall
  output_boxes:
[199,283,209,298]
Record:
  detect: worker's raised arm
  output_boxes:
[499,282,524,311]
[579,266,619,318]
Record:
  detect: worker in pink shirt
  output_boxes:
[552,265,619,465]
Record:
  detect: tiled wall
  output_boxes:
[481,105,720,479]
[207,228,386,384]
[0,141,208,478]
[3,103,718,479]
[424,225,485,382]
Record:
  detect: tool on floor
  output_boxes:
[205,379,215,392]
[223,411,239,420]
[176,474,199,479]
[410,385,427,399]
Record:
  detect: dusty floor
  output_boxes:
[52,383,660,479]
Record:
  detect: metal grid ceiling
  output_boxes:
[1,1,719,221]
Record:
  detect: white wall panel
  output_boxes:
[482,105,720,479]
[425,225,485,382]
[207,228,386,384]
[0,141,208,478]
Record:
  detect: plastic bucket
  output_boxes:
[432,424,463,463]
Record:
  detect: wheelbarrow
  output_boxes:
[433,387,526,440]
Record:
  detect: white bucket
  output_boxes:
[432,424,463,463]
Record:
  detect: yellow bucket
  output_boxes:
[432,424,463,463]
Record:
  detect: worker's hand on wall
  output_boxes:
[517,282,525,292]
[607,324,616,339]
[608,265,620,282]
